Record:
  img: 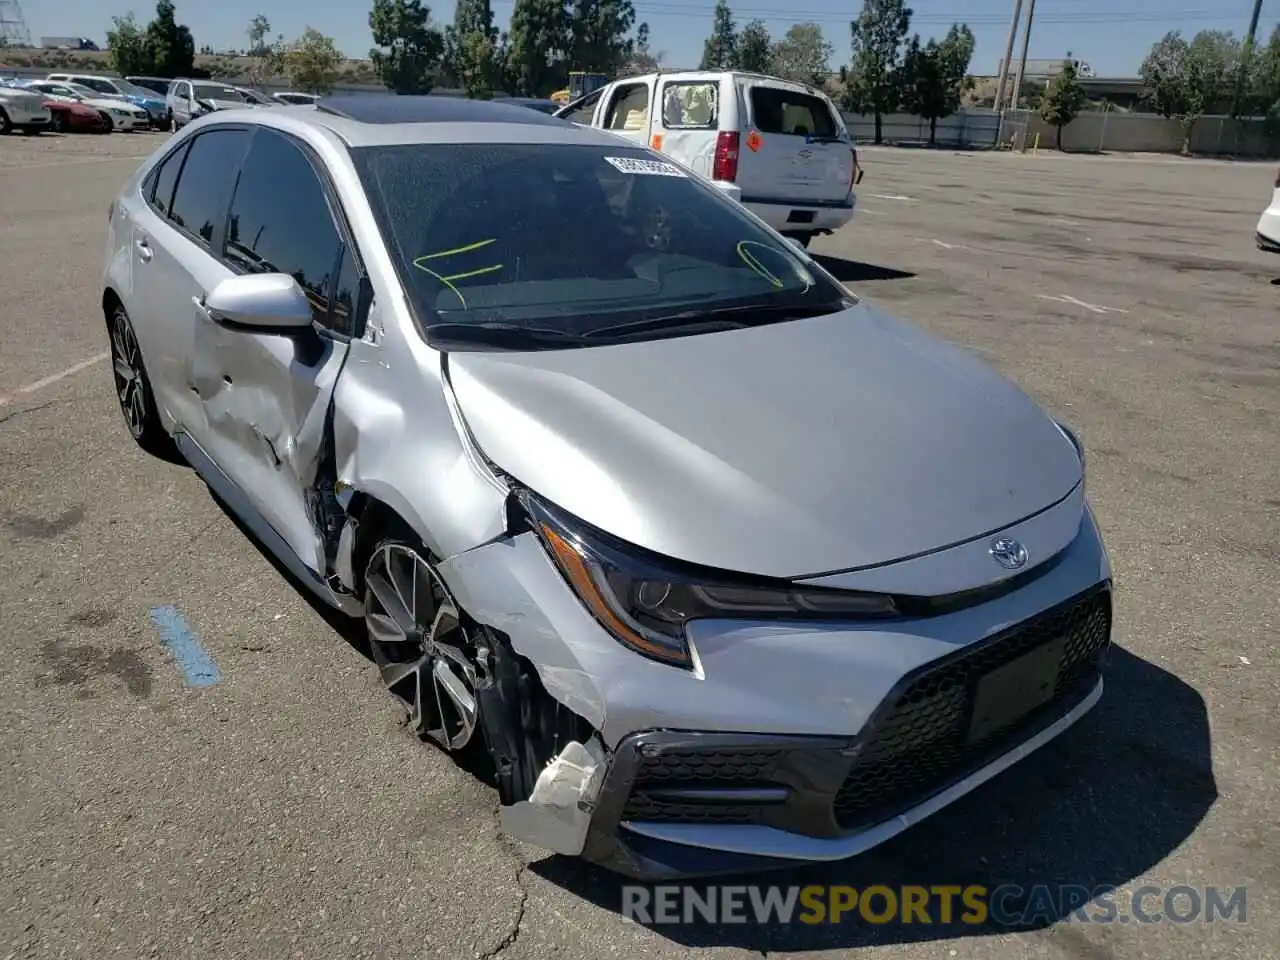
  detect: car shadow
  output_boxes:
[529,645,1217,950]
[202,488,499,785]
[813,255,916,283]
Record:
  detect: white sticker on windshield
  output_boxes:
[604,156,688,177]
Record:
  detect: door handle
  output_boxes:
[135,237,153,262]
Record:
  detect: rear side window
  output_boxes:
[223,129,350,331]
[148,141,190,217]
[749,87,837,138]
[661,81,718,129]
[76,77,117,94]
[168,128,249,246]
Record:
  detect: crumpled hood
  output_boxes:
[447,303,1083,579]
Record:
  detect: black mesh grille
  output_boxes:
[621,749,786,824]
[833,589,1111,830]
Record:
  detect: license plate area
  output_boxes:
[787,210,816,224]
[967,638,1065,743]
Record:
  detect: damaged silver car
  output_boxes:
[103,95,1113,879]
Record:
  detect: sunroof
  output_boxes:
[315,94,567,126]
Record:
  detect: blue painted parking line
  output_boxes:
[150,605,221,687]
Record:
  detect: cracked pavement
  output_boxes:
[1,133,1276,959]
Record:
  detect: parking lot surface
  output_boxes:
[1,131,1276,960]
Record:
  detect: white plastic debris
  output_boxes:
[500,738,607,856]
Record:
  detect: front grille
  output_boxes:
[621,748,786,824]
[833,588,1111,830]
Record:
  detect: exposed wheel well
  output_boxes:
[346,494,421,596]
[102,288,123,330]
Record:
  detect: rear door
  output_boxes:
[735,81,854,206]
[128,127,250,437]
[653,77,721,177]
[597,78,656,147]
[190,126,360,576]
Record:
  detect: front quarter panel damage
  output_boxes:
[328,309,510,583]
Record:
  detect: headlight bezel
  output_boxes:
[520,491,899,670]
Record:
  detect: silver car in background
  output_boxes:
[102,96,1113,879]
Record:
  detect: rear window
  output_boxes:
[353,142,850,347]
[749,87,837,139]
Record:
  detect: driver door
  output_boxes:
[191,127,363,575]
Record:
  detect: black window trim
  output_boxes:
[218,126,369,342]
[659,79,720,131]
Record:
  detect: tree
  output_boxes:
[770,23,833,86]
[700,0,736,71]
[505,0,568,96]
[567,0,637,77]
[624,22,661,75]
[900,23,973,145]
[443,0,498,96]
[846,0,913,144]
[1039,61,1086,150]
[245,14,286,87]
[734,20,772,73]
[1140,29,1241,155]
[1252,25,1280,123]
[106,13,152,76]
[288,27,343,94]
[143,0,196,78]
[369,0,445,95]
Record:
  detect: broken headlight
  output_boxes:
[523,493,898,670]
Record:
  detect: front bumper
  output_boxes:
[1257,204,1280,252]
[440,503,1111,877]
[582,587,1109,879]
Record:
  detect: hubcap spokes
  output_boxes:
[111,315,146,437]
[364,544,478,750]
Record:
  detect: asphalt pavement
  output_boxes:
[1,131,1276,960]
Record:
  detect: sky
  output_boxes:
[17,0,1280,78]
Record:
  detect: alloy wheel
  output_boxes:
[110,310,147,439]
[364,543,480,751]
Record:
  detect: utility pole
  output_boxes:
[1231,0,1265,118]
[1011,0,1038,111]
[993,0,1024,113]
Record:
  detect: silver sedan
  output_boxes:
[102,95,1113,879]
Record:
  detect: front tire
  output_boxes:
[108,303,170,456]
[363,539,483,752]
[0,108,10,135]
[99,113,114,133]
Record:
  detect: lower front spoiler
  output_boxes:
[1256,231,1280,254]
[578,677,1104,881]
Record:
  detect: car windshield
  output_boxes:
[114,79,153,98]
[353,142,852,349]
[76,77,120,94]
[193,83,241,100]
[67,84,101,98]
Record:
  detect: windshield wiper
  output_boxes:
[584,302,845,340]
[426,321,590,349]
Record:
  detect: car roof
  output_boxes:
[213,93,631,148]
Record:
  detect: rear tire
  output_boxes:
[0,109,12,135]
[49,111,66,133]
[108,303,171,457]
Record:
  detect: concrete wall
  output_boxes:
[842,107,1280,159]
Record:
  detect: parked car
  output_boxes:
[493,96,561,114]
[0,84,50,134]
[24,81,149,132]
[272,91,320,105]
[166,79,258,129]
[45,73,168,127]
[104,95,1111,880]
[556,70,859,248]
[1256,166,1280,254]
[126,75,172,97]
[43,97,107,133]
[233,86,275,105]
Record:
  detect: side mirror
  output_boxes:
[203,273,315,332]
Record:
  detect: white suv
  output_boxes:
[1257,166,1280,255]
[556,71,858,247]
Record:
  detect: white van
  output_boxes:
[555,70,860,246]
